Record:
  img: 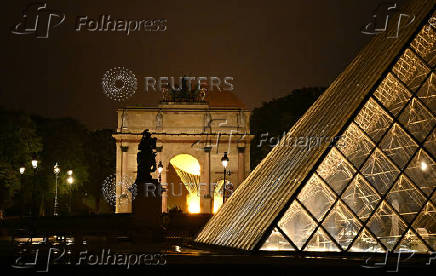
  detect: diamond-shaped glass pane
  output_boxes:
[373,73,412,117]
[304,227,340,252]
[386,175,427,223]
[405,149,436,196]
[379,124,418,169]
[349,228,385,253]
[342,174,381,221]
[367,201,407,250]
[424,128,436,158]
[355,98,393,142]
[317,147,356,194]
[412,202,436,251]
[260,228,295,251]
[392,49,430,91]
[410,24,436,67]
[322,201,362,249]
[399,98,436,143]
[395,229,430,253]
[297,174,336,221]
[278,201,317,250]
[361,149,400,195]
[417,73,436,112]
[337,123,375,168]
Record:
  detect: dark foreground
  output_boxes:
[0,216,435,274]
[0,237,435,275]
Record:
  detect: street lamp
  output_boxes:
[221,152,229,205]
[31,155,38,217]
[67,170,73,214]
[19,167,25,218]
[53,163,60,216]
[31,159,38,169]
[158,161,163,182]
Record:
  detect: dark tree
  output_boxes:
[250,87,325,169]
[84,129,115,214]
[0,109,42,216]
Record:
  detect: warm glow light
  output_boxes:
[187,193,200,214]
[221,152,229,169]
[19,167,25,175]
[158,161,163,174]
[213,196,223,214]
[54,163,60,175]
[169,154,200,175]
[67,176,74,184]
[421,161,428,171]
[31,159,38,169]
[67,170,73,176]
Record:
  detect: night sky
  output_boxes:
[1,0,389,129]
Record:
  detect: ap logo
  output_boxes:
[11,2,65,38]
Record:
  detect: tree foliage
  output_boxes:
[250,87,325,169]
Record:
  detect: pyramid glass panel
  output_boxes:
[361,149,400,195]
[337,123,375,168]
[354,98,393,142]
[410,24,436,67]
[424,128,436,157]
[349,228,385,253]
[278,201,317,250]
[304,227,340,252]
[322,201,362,249]
[341,174,381,221]
[379,124,418,169]
[395,229,430,253]
[412,201,436,251]
[297,174,336,221]
[417,72,436,112]
[404,148,436,196]
[367,201,407,250]
[392,49,430,92]
[373,73,412,118]
[398,98,436,143]
[317,147,356,194]
[260,228,295,251]
[386,175,427,223]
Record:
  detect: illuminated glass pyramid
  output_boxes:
[196,1,436,253]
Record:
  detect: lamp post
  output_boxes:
[53,163,60,216]
[19,167,25,218]
[67,170,73,214]
[221,152,229,205]
[158,161,163,184]
[31,156,38,217]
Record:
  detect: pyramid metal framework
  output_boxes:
[196,0,436,253]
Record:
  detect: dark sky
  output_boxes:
[1,0,390,129]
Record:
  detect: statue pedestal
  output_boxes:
[132,179,162,228]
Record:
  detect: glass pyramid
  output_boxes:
[260,19,436,253]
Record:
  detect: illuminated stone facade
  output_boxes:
[113,94,253,214]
